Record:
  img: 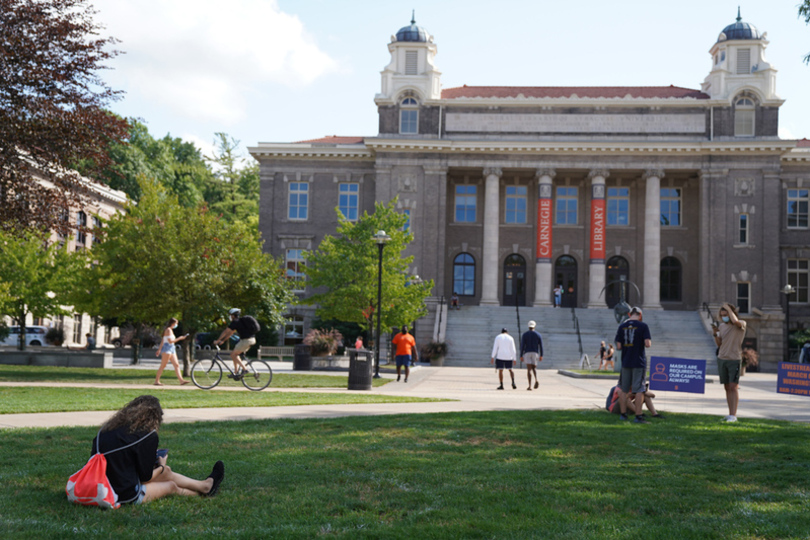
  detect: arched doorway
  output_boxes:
[605,256,630,308]
[555,255,577,308]
[503,254,526,306]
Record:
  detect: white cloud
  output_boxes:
[95,0,338,124]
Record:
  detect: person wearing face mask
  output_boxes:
[713,303,746,422]
[154,318,189,386]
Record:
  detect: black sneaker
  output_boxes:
[203,460,224,497]
[404,377,408,383]
[620,413,628,421]
[652,414,666,419]
[634,416,647,424]
[227,370,243,380]
[511,381,517,389]
[497,385,504,390]
[397,375,401,382]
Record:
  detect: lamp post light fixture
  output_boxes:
[782,283,796,362]
[373,230,391,379]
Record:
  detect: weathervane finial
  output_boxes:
[736,6,742,22]
[411,10,416,25]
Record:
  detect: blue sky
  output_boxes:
[94,0,810,158]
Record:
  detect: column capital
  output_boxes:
[535,168,556,181]
[483,167,503,179]
[643,169,665,181]
[588,169,610,181]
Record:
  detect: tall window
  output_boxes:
[787,259,809,303]
[288,182,309,220]
[738,213,749,244]
[286,249,306,290]
[737,282,750,314]
[338,183,359,221]
[787,189,809,228]
[734,97,755,137]
[403,209,411,232]
[453,253,475,296]
[75,211,87,245]
[607,187,629,226]
[660,188,681,226]
[283,315,304,346]
[92,216,102,245]
[400,97,418,134]
[555,187,578,225]
[72,314,82,343]
[505,186,527,224]
[660,257,682,302]
[455,185,477,223]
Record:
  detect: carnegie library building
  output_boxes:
[250,13,810,371]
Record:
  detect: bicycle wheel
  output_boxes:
[191,358,223,389]
[241,360,273,391]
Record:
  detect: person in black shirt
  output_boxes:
[92,395,224,504]
[214,308,260,379]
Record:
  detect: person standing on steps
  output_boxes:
[713,303,747,423]
[520,320,543,390]
[491,328,517,390]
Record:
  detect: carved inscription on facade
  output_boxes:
[445,113,705,134]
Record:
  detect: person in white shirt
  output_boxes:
[490,328,517,390]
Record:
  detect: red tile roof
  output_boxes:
[441,85,709,100]
[797,138,810,148]
[295,135,365,144]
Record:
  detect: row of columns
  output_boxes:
[478,167,665,309]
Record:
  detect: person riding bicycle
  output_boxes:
[213,308,260,380]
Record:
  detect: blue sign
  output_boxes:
[777,362,810,397]
[648,357,706,394]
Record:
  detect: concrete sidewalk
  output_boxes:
[1,363,808,429]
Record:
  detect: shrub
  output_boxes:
[303,328,343,356]
[421,341,448,360]
[45,326,64,346]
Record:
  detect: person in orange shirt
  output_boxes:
[391,326,417,383]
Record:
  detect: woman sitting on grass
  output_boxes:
[91,395,224,505]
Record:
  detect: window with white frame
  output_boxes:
[555,187,578,225]
[455,184,477,223]
[734,97,755,137]
[283,315,304,345]
[285,249,306,289]
[660,188,681,226]
[505,186,527,224]
[400,97,418,134]
[75,211,87,245]
[787,259,809,303]
[338,183,359,221]
[739,213,749,244]
[72,314,82,343]
[787,189,809,228]
[736,282,750,314]
[607,187,629,226]
[288,182,309,220]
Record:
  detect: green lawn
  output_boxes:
[0,365,389,387]
[2,410,809,538]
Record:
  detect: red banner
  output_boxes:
[590,198,605,260]
[536,198,552,259]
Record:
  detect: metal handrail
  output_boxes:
[702,302,717,325]
[437,296,445,342]
[572,308,584,357]
[514,300,521,339]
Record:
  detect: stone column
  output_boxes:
[480,167,502,305]
[534,169,555,306]
[643,170,664,310]
[587,169,608,308]
[423,166,448,300]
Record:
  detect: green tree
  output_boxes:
[204,133,258,222]
[70,178,293,371]
[801,1,810,64]
[0,230,75,349]
[303,200,433,332]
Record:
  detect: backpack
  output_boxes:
[66,430,155,509]
[606,385,621,413]
[242,315,261,335]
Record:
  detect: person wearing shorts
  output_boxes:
[714,303,747,422]
[214,308,259,379]
[392,326,417,382]
[614,307,652,423]
[491,328,517,390]
[520,320,544,390]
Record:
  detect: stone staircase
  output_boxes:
[442,306,717,372]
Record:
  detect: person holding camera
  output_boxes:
[713,303,746,422]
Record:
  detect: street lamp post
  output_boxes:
[373,230,391,378]
[409,275,423,361]
[782,284,796,362]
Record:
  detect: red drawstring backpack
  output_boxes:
[66,430,155,509]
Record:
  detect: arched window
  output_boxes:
[660,256,682,302]
[453,253,475,296]
[734,95,755,137]
[400,96,419,134]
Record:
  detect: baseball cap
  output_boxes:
[629,306,643,317]
[528,320,536,328]
[501,328,508,333]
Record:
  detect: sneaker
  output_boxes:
[534,381,539,389]
[634,416,647,424]
[397,375,401,382]
[497,384,504,390]
[527,386,532,391]
[227,370,243,380]
[651,414,665,419]
[511,381,517,389]
[203,460,224,497]
[620,414,628,421]
[404,377,408,383]
[723,415,738,422]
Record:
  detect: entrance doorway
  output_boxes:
[605,256,630,308]
[503,254,526,306]
[555,255,577,308]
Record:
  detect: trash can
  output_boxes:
[293,344,312,371]
[348,349,373,390]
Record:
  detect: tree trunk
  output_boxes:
[17,306,26,351]
[182,334,195,377]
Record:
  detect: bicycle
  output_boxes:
[190,346,273,391]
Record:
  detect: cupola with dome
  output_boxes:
[718,8,761,41]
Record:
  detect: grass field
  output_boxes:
[2,410,809,539]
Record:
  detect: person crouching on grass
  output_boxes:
[90,395,224,504]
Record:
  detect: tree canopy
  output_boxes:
[303,200,433,331]
[0,0,129,234]
[801,1,810,64]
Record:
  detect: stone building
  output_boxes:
[250,13,810,369]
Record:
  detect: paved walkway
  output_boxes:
[1,362,808,428]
